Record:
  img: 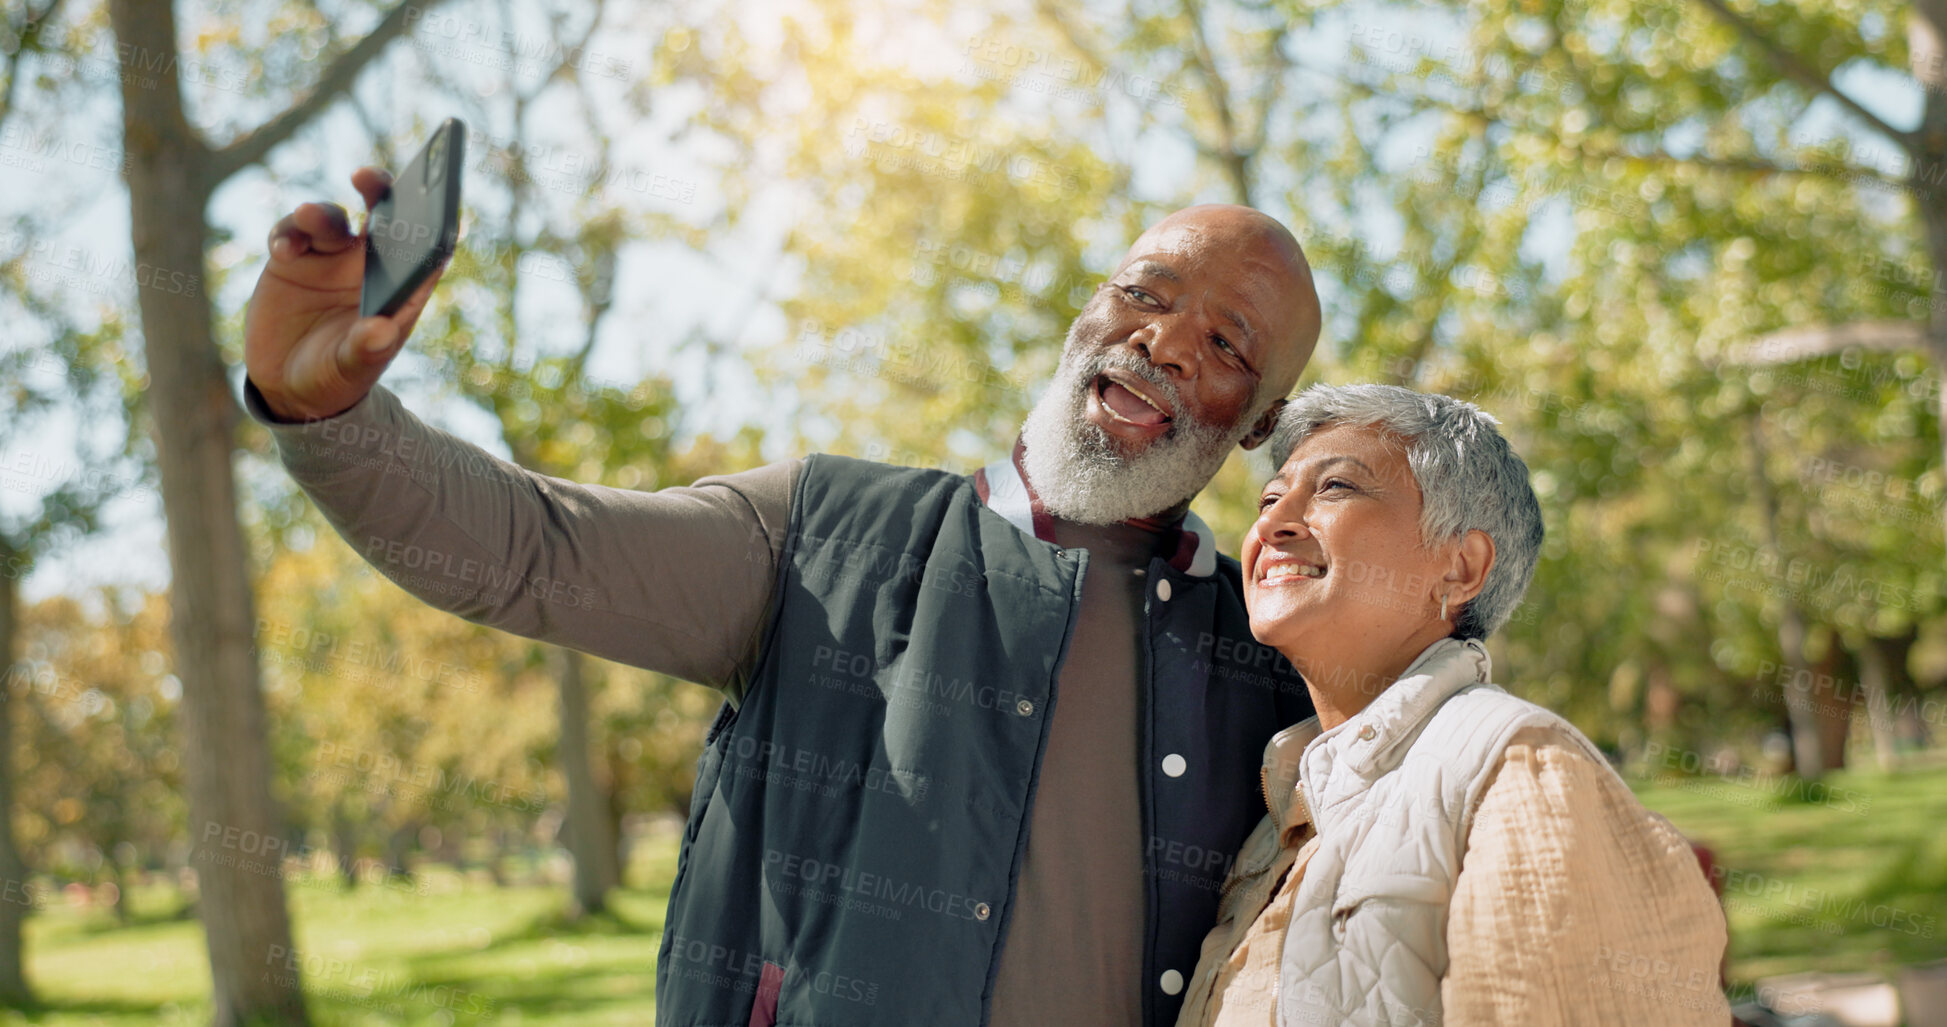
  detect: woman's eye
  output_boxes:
[1321,478,1355,493]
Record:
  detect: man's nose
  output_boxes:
[1131,315,1200,377]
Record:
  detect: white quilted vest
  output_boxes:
[1262,637,1612,1026]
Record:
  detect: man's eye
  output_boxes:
[1257,492,1282,510]
[1122,285,1158,305]
[1213,334,1237,355]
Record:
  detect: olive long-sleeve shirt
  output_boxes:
[244,377,1182,1025]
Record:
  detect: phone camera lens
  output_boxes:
[426,133,447,185]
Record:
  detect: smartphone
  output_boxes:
[361,117,466,319]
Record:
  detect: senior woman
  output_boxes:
[1175,384,1728,1026]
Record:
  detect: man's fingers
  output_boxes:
[352,166,394,212]
[343,313,403,369]
[393,262,445,326]
[293,202,357,252]
[267,213,309,262]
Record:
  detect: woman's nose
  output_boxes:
[1254,492,1311,541]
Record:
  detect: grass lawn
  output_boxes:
[1630,755,1947,997]
[8,763,1946,1023]
[4,839,681,1026]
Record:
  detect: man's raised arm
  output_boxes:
[241,166,794,699]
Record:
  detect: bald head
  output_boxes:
[1117,204,1321,399]
[1016,203,1324,523]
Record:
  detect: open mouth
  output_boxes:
[1093,370,1174,428]
[1258,560,1325,584]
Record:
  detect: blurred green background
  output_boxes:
[1,0,1944,1021]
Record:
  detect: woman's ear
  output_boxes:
[1443,529,1496,607]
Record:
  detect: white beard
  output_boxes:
[1018,336,1254,525]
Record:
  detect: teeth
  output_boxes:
[1107,376,1170,416]
[1261,563,1324,583]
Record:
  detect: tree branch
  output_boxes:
[1182,0,1253,205]
[1329,70,1915,191]
[0,0,66,131]
[207,0,435,183]
[1692,0,1913,151]
[1727,319,1929,365]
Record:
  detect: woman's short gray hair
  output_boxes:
[1264,383,1544,640]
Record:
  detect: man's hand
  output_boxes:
[243,166,447,422]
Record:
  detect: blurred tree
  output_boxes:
[661,0,1947,785]
[394,0,715,915]
[11,590,183,925]
[253,535,555,890]
[0,0,150,999]
[92,0,427,1019]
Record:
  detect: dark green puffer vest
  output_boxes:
[655,454,1311,1027]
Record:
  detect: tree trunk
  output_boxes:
[0,560,31,1005]
[1857,636,1901,771]
[332,804,358,890]
[1857,628,1918,771]
[1810,645,1851,772]
[1911,0,1947,549]
[108,841,133,927]
[107,2,306,1022]
[384,823,415,883]
[555,647,619,915]
[1745,413,1827,778]
[487,824,511,888]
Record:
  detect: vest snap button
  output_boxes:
[974,902,992,920]
[1357,725,1375,742]
[1161,753,1187,777]
[1156,579,1173,602]
[1015,698,1035,716]
[1159,969,1184,995]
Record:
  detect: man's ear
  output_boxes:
[1238,398,1286,451]
[1442,529,1497,609]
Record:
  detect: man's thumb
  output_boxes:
[344,315,403,367]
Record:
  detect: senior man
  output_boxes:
[241,166,1323,1026]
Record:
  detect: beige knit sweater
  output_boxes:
[1177,725,1731,1026]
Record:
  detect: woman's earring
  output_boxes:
[1440,592,1450,622]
